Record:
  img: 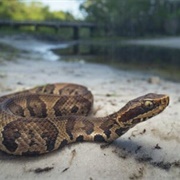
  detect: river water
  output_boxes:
[52,39,180,81]
[0,35,180,81]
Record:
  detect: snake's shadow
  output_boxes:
[0,139,174,171]
[108,138,174,171]
[0,139,145,160]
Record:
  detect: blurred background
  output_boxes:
[0,0,180,81]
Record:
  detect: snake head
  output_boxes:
[117,93,169,126]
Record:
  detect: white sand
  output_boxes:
[0,36,180,180]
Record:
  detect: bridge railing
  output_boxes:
[0,20,96,28]
[0,20,98,41]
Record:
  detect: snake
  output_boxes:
[0,83,169,155]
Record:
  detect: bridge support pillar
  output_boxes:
[90,26,95,37]
[73,26,79,40]
[73,26,79,54]
[54,27,59,33]
[35,25,39,31]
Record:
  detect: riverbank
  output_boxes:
[0,35,180,180]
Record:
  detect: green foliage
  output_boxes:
[0,42,20,62]
[0,0,75,21]
[45,11,74,21]
[80,0,180,36]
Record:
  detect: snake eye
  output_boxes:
[144,100,154,109]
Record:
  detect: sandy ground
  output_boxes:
[0,36,180,180]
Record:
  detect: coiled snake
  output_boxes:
[0,83,169,155]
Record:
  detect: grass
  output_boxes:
[0,42,20,63]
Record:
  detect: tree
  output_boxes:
[80,0,180,36]
[0,0,75,21]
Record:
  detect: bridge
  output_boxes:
[0,20,97,40]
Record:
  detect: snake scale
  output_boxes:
[0,83,169,155]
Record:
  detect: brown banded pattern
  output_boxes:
[0,83,169,155]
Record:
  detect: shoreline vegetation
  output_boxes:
[0,42,18,61]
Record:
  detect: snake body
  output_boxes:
[0,83,169,155]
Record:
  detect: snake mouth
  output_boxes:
[157,94,169,112]
[127,94,170,125]
[143,93,169,108]
[162,94,169,107]
[117,93,170,124]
